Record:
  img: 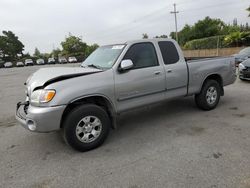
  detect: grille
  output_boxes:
[243,67,250,73]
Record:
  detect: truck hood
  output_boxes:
[26,67,102,92]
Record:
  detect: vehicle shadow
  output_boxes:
[239,79,250,83]
[106,96,202,146]
[16,96,216,157]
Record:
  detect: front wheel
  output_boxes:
[63,104,111,152]
[195,80,221,111]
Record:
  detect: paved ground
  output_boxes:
[0,65,250,188]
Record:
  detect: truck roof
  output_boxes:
[101,38,177,47]
[125,38,176,45]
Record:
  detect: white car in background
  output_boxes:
[48,58,56,64]
[58,57,67,64]
[68,56,77,63]
[36,59,45,65]
[16,62,24,67]
[4,62,13,68]
[25,59,34,66]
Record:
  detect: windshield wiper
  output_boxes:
[83,64,102,70]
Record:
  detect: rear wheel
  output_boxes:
[63,104,110,152]
[195,80,221,111]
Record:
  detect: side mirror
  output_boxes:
[119,60,134,72]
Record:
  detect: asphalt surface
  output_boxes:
[0,65,250,188]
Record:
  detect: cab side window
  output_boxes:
[158,41,179,65]
[123,43,159,69]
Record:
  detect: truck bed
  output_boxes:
[186,56,236,95]
[186,56,231,63]
[185,56,218,61]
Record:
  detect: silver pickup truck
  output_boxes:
[16,39,236,151]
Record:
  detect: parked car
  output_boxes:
[58,57,67,64]
[234,47,250,65]
[48,58,56,64]
[239,58,250,81]
[68,56,77,63]
[16,39,236,152]
[16,62,24,67]
[36,59,45,65]
[4,62,13,68]
[25,59,34,66]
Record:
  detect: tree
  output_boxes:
[41,53,51,60]
[224,31,243,47]
[61,35,87,57]
[86,44,99,57]
[171,24,194,46]
[0,58,4,68]
[233,18,238,26]
[33,47,41,57]
[142,33,149,39]
[0,30,24,59]
[22,52,31,58]
[247,6,250,17]
[229,31,250,46]
[51,48,61,58]
[0,37,4,57]
[169,17,246,47]
[246,23,249,31]
[155,35,168,38]
[192,17,225,39]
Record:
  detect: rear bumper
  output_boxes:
[16,102,66,133]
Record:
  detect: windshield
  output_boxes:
[81,44,125,69]
[239,47,250,55]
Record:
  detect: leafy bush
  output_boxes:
[184,31,250,50]
[183,36,226,50]
[224,31,250,47]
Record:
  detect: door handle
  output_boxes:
[154,71,161,75]
[167,69,172,73]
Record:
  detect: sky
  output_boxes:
[0,0,249,54]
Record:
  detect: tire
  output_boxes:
[195,79,221,111]
[63,104,111,152]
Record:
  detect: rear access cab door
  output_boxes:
[157,40,188,97]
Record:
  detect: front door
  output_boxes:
[114,42,165,112]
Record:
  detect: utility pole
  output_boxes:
[171,3,179,43]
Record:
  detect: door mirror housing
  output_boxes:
[119,60,134,72]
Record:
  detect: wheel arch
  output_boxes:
[200,74,224,96]
[60,94,117,129]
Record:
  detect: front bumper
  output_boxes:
[239,68,250,81]
[16,102,66,132]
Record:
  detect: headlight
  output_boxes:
[30,89,56,104]
[239,63,246,71]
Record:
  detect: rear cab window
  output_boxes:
[158,41,180,65]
